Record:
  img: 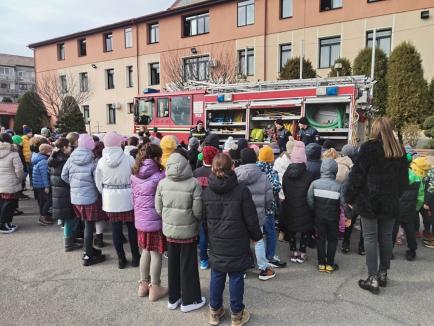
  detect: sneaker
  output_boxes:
[38,216,54,226]
[358,245,366,256]
[268,256,287,268]
[7,223,18,231]
[296,253,306,264]
[209,306,225,326]
[231,308,250,326]
[318,265,326,272]
[82,254,106,266]
[0,224,15,234]
[14,209,24,216]
[180,297,206,313]
[167,298,181,310]
[258,267,276,281]
[57,219,63,226]
[423,231,434,241]
[341,241,350,254]
[405,250,416,261]
[82,248,102,260]
[94,234,104,248]
[200,259,209,270]
[163,251,168,259]
[423,239,434,248]
[290,252,299,263]
[325,264,339,273]
[358,276,380,295]
[378,271,388,288]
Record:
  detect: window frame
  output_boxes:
[238,48,255,76]
[183,12,209,37]
[149,63,160,86]
[78,38,87,57]
[366,28,392,56]
[171,95,192,126]
[79,72,89,92]
[318,36,341,69]
[82,105,90,122]
[126,66,134,88]
[319,0,343,12]
[106,68,115,89]
[148,23,159,44]
[124,27,133,48]
[183,55,210,82]
[280,0,293,19]
[279,43,292,72]
[157,98,170,118]
[237,0,255,27]
[107,104,116,124]
[57,43,65,61]
[59,75,67,93]
[103,32,113,52]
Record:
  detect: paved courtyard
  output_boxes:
[1,195,434,326]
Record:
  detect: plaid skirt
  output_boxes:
[105,210,135,223]
[138,230,166,253]
[0,193,20,200]
[73,200,106,222]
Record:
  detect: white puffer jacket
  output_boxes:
[273,153,292,200]
[95,147,135,212]
[0,142,24,194]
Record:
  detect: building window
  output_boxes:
[82,105,90,122]
[106,69,115,89]
[150,63,160,85]
[238,0,255,26]
[183,13,209,37]
[128,103,135,114]
[281,0,293,18]
[149,23,159,44]
[157,98,170,118]
[57,43,65,60]
[126,66,134,87]
[79,72,89,92]
[280,44,292,71]
[78,39,87,57]
[366,29,392,56]
[107,104,116,124]
[59,75,67,93]
[319,36,341,68]
[184,56,209,81]
[238,48,254,76]
[124,28,133,48]
[104,33,113,52]
[320,0,342,11]
[171,96,191,125]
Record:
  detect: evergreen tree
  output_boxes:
[279,57,316,80]
[328,58,352,77]
[353,48,388,116]
[56,96,86,133]
[386,42,430,133]
[14,91,48,134]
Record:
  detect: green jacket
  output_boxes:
[155,152,202,239]
[409,169,425,211]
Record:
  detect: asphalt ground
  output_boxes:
[1,195,434,326]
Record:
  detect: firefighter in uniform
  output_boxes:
[189,120,208,143]
[298,117,319,145]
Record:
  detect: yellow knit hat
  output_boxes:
[258,146,274,163]
[411,156,431,178]
[160,135,177,168]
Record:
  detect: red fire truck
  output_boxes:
[133,76,373,148]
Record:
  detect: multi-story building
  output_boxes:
[0,53,35,102]
[29,0,434,135]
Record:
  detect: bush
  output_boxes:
[279,57,316,80]
[328,58,352,77]
[402,123,420,147]
[14,91,48,134]
[423,115,434,138]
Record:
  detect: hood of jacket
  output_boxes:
[0,142,14,159]
[48,150,69,168]
[101,147,125,168]
[285,163,307,178]
[124,145,137,154]
[166,152,192,181]
[32,152,48,165]
[320,159,338,179]
[208,171,238,194]
[69,147,94,166]
[236,164,263,186]
[306,143,321,161]
[335,156,353,170]
[137,159,162,180]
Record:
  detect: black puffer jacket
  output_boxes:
[202,171,262,272]
[344,140,408,220]
[281,163,314,233]
[48,151,74,220]
[306,143,322,181]
[397,181,420,224]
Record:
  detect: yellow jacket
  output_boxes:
[160,135,177,168]
[22,135,31,163]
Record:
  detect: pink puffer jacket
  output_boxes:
[131,159,165,232]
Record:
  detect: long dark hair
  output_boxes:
[132,143,164,175]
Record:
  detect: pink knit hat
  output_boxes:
[78,134,95,151]
[291,141,307,164]
[103,131,123,147]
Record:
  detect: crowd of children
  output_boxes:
[1,121,434,325]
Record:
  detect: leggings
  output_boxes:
[84,220,95,255]
[288,232,309,253]
[112,221,139,259]
[140,250,163,285]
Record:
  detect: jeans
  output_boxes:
[263,215,276,260]
[36,188,51,217]
[361,217,395,276]
[112,221,139,259]
[210,269,245,314]
[316,219,339,266]
[392,221,417,252]
[199,223,208,261]
[63,218,79,238]
[254,227,268,271]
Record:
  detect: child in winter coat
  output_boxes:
[62,134,106,266]
[307,159,344,273]
[281,141,313,264]
[155,150,205,313]
[203,153,262,326]
[257,146,286,268]
[305,143,322,181]
[95,131,139,269]
[187,137,200,172]
[424,167,434,247]
[33,143,53,226]
[193,145,220,270]
[132,143,167,301]
[236,148,275,280]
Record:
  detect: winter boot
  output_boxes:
[94,233,104,248]
[131,254,141,267]
[138,280,150,297]
[358,275,380,295]
[83,253,106,266]
[405,249,416,261]
[209,306,225,326]
[149,284,168,301]
[64,237,82,252]
[378,271,388,288]
[231,308,250,326]
[118,252,127,269]
[341,240,350,254]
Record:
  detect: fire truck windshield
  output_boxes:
[136,100,153,125]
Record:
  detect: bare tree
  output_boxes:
[36,72,92,118]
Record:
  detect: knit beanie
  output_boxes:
[78,134,95,151]
[240,148,257,165]
[12,135,23,146]
[237,138,248,151]
[23,126,32,135]
[188,137,200,149]
[291,141,307,164]
[286,136,295,154]
[41,127,51,137]
[258,146,274,163]
[39,143,53,155]
[103,131,123,147]
[411,157,431,178]
[224,137,238,151]
[160,135,177,168]
[203,146,219,165]
[341,144,356,158]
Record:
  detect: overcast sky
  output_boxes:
[0,0,174,57]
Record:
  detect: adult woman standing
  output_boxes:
[344,117,408,294]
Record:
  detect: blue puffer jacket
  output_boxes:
[61,148,98,205]
[32,152,50,189]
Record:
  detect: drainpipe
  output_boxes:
[134,19,140,96]
[263,0,268,81]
